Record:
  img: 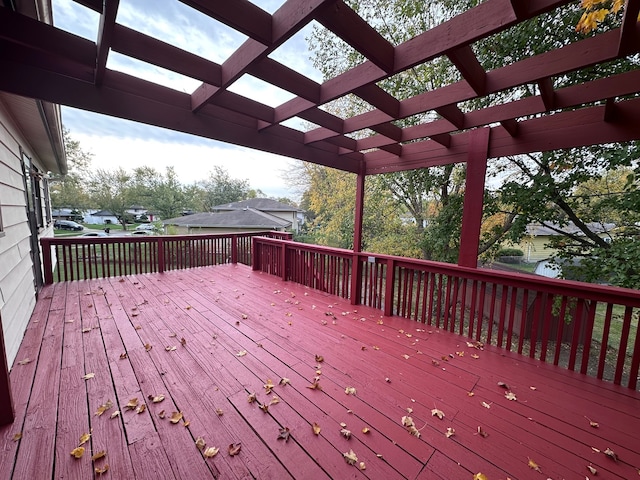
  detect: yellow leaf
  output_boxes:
[528,457,542,472]
[79,432,91,446]
[144,343,152,352]
[125,398,139,410]
[204,446,219,458]
[91,450,106,461]
[95,400,114,416]
[269,396,280,406]
[169,411,183,424]
[95,464,109,475]
[312,422,321,435]
[12,432,22,442]
[136,404,146,414]
[70,447,85,459]
[473,473,488,480]
[264,379,275,394]
[247,392,257,403]
[362,427,370,434]
[343,449,358,465]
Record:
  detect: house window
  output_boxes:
[43,178,51,225]
[21,151,44,229]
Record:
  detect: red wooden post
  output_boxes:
[280,240,287,281]
[231,234,238,264]
[350,164,366,305]
[252,236,259,270]
[458,127,490,268]
[40,237,53,284]
[157,237,165,273]
[0,312,15,425]
[383,258,396,317]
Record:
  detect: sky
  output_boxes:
[51,0,327,200]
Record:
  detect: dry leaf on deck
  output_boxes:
[204,446,219,458]
[259,403,269,413]
[312,422,321,435]
[340,428,352,439]
[247,392,257,404]
[148,394,165,404]
[110,410,120,419]
[358,462,366,470]
[497,381,511,390]
[315,354,324,363]
[95,464,109,475]
[402,354,410,360]
[95,400,114,416]
[17,358,31,365]
[228,443,241,456]
[604,447,619,462]
[82,373,95,380]
[445,427,455,438]
[91,451,106,461]
[585,416,599,428]
[343,449,358,465]
[241,314,248,319]
[215,408,224,416]
[279,378,290,386]
[136,404,146,414]
[345,387,356,396]
[264,379,275,394]
[269,396,280,406]
[277,427,291,442]
[165,346,176,352]
[236,350,247,357]
[70,447,85,459]
[431,408,445,420]
[169,411,183,424]
[144,343,152,352]
[158,410,166,419]
[195,437,206,450]
[587,465,597,475]
[125,398,139,410]
[180,337,187,346]
[12,433,22,442]
[505,392,517,401]
[362,427,370,434]
[471,354,480,359]
[79,432,91,445]
[473,474,488,480]
[477,426,489,438]
[307,377,322,391]
[82,328,92,333]
[528,457,542,472]
[481,401,491,409]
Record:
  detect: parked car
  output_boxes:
[80,231,108,237]
[54,220,83,231]
[130,230,153,236]
[135,224,156,231]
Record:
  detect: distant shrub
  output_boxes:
[498,248,524,257]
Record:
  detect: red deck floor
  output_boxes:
[1,264,639,479]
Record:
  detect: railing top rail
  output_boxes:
[41,231,284,246]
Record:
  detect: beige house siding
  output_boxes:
[517,236,559,263]
[0,100,54,366]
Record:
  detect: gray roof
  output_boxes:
[526,222,616,236]
[92,210,116,216]
[211,198,301,212]
[163,209,291,229]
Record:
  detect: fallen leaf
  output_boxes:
[136,404,146,414]
[180,337,187,347]
[585,416,599,428]
[120,352,128,359]
[402,354,410,360]
[431,408,445,420]
[340,422,347,428]
[165,346,176,352]
[185,305,191,310]
[82,373,95,380]
[277,427,291,442]
[264,379,275,394]
[125,398,139,410]
[373,346,380,350]
[340,428,351,439]
[215,408,224,416]
[204,446,219,458]
[236,350,247,357]
[481,401,491,409]
[144,343,152,352]
[228,443,241,456]
[587,465,597,475]
[95,400,114,416]
[110,410,120,419]
[279,378,291,386]
[505,392,517,401]
[95,464,109,475]
[12,433,22,442]
[195,437,206,450]
[477,426,489,438]
[456,351,464,357]
[312,422,321,435]
[148,394,165,404]
[358,461,366,470]
[315,354,324,363]
[82,328,91,333]
[345,386,357,396]
[91,451,106,461]
[467,391,475,397]
[79,432,91,445]
[184,420,190,427]
[497,381,511,390]
[16,358,31,365]
[307,377,322,390]
[362,427,370,434]
[259,403,269,413]
[385,377,391,383]
[471,354,480,359]
[431,359,440,367]
[445,427,455,438]
[604,447,619,462]
[70,447,85,459]
[241,314,248,319]
[343,449,358,465]
[158,410,165,419]
[169,411,183,424]
[247,392,257,403]
[269,396,280,406]
[528,457,542,472]
[530,386,537,390]
[473,474,488,480]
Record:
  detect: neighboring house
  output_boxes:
[162,210,291,235]
[211,198,303,233]
[0,12,66,380]
[51,208,83,222]
[85,209,119,225]
[516,222,616,263]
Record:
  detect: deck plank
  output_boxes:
[2,265,640,480]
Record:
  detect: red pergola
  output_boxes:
[1,0,640,264]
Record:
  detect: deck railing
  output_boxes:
[41,231,292,284]
[253,237,640,390]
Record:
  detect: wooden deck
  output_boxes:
[2,265,639,479]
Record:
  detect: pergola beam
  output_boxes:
[95,0,119,86]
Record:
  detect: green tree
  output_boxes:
[88,168,136,230]
[193,166,250,211]
[131,166,186,220]
[50,128,92,211]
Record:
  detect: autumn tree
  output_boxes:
[192,166,250,211]
[50,128,92,211]
[88,167,136,230]
[131,166,186,220]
